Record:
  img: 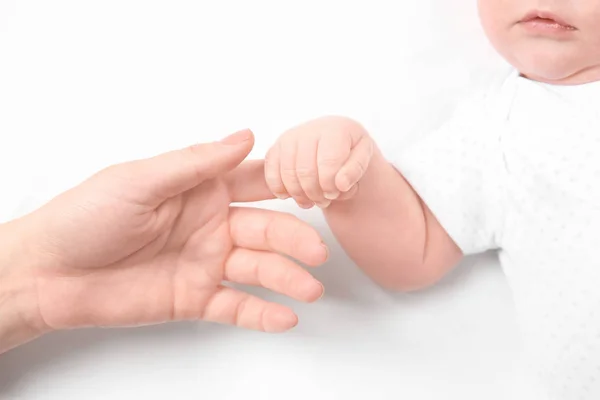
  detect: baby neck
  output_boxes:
[521,65,600,86]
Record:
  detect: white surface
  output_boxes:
[0,1,518,399]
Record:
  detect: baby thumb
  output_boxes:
[130,129,255,203]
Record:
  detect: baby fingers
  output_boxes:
[279,138,315,209]
[317,130,353,201]
[265,143,289,200]
[296,136,331,208]
[335,135,374,193]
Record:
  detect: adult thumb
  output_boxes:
[124,129,255,203]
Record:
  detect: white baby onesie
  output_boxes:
[394,70,600,399]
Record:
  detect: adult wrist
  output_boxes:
[0,217,50,354]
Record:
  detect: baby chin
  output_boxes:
[509,42,600,85]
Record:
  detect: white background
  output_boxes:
[0,1,518,399]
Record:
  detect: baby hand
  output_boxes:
[265,116,374,209]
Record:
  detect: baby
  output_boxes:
[264,0,600,399]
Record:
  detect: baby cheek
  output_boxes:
[477,2,514,57]
[557,22,600,69]
[577,5,600,44]
[584,23,600,48]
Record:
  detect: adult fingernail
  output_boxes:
[324,192,339,200]
[269,310,298,332]
[317,283,326,300]
[220,129,252,145]
[301,279,324,302]
[321,242,329,262]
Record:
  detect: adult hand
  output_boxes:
[0,130,328,354]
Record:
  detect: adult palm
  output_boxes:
[5,130,326,350]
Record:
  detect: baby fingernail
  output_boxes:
[276,193,290,200]
[299,201,315,209]
[316,200,331,209]
[324,192,339,200]
[338,176,352,192]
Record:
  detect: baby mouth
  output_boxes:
[519,11,577,31]
[527,18,575,30]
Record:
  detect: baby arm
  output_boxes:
[264,116,462,291]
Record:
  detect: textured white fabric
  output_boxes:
[393,70,600,399]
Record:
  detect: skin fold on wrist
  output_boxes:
[0,217,50,354]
